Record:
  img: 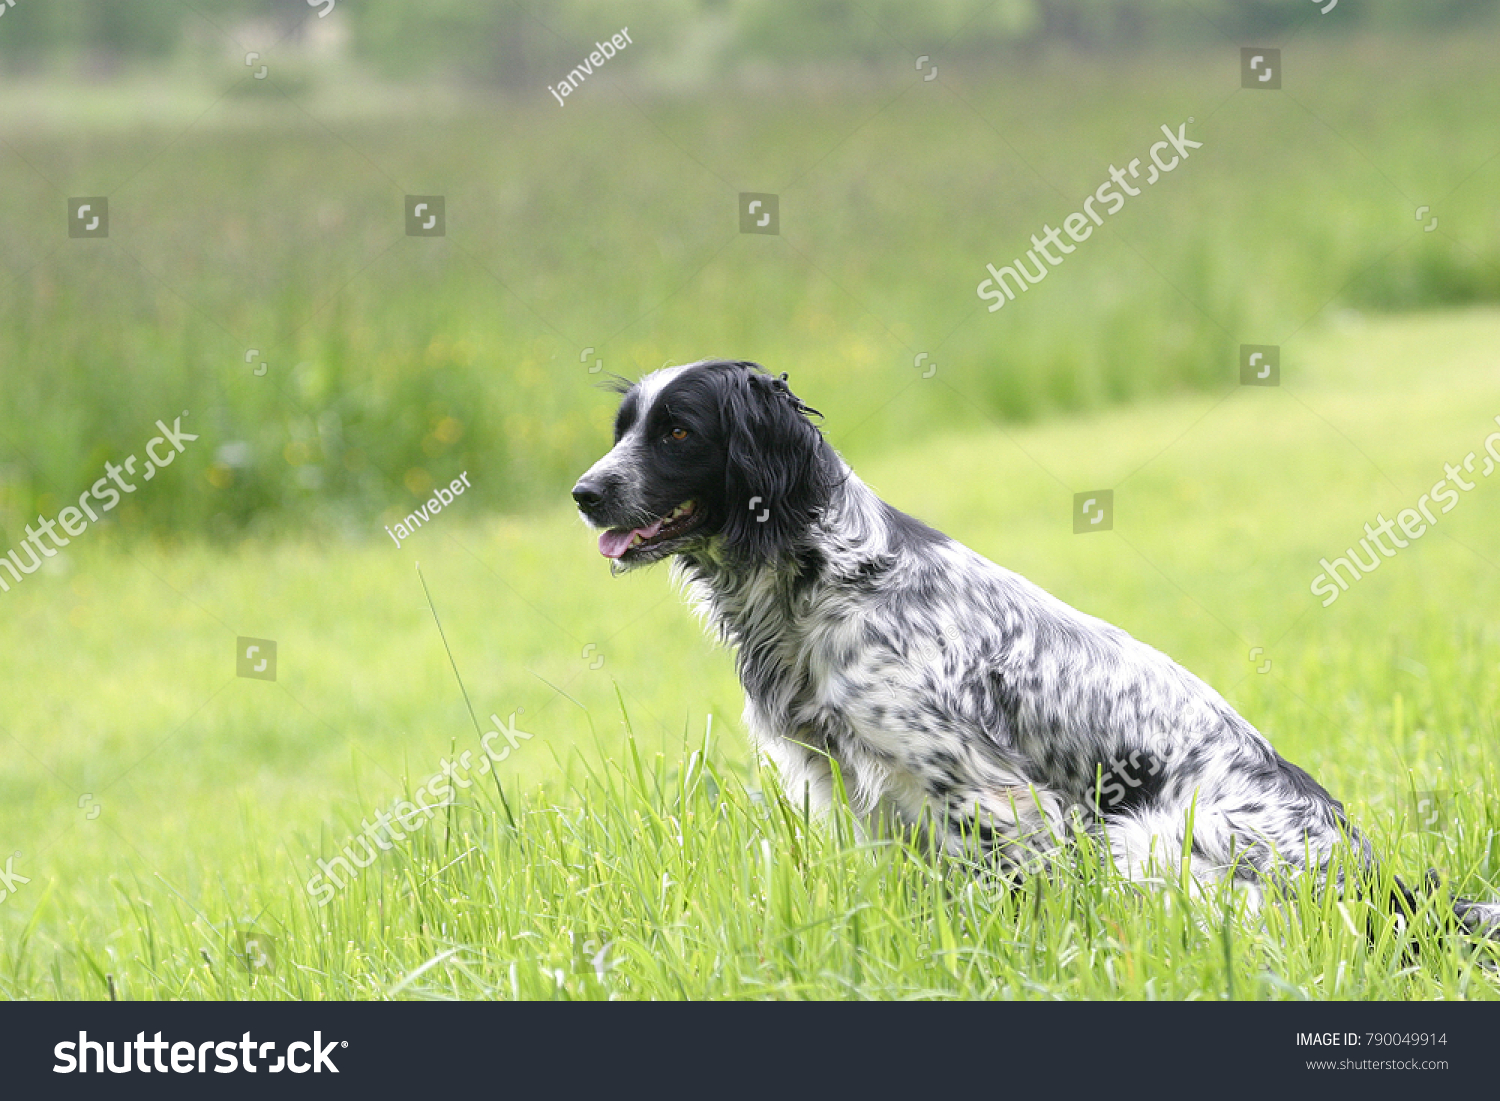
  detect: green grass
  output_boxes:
[4,28,1500,537]
[2,307,1499,999]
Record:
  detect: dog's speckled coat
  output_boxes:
[572,360,1498,934]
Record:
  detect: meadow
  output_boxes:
[2,23,1500,999]
[2,307,1498,999]
[2,31,1498,533]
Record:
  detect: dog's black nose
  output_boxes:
[572,479,605,509]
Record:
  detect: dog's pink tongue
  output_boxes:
[597,530,635,559]
[598,518,664,559]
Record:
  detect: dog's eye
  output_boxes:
[669,427,688,441]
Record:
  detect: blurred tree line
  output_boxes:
[2,0,1496,84]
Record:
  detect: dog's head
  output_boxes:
[572,360,836,570]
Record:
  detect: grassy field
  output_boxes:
[4,18,1500,1002]
[2,306,1498,999]
[3,29,1500,537]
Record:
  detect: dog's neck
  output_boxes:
[676,469,892,646]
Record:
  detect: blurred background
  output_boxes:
[2,0,1497,537]
[3,0,1500,997]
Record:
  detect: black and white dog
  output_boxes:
[572,358,1498,934]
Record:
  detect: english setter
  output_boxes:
[572,358,1498,936]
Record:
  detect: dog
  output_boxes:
[572,358,1499,936]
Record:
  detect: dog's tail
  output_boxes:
[1450,893,1500,938]
[1395,871,1500,941]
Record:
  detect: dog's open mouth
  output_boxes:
[598,501,702,559]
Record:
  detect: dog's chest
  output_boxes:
[702,570,1006,774]
[745,610,950,752]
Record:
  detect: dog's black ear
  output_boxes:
[719,367,833,561]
